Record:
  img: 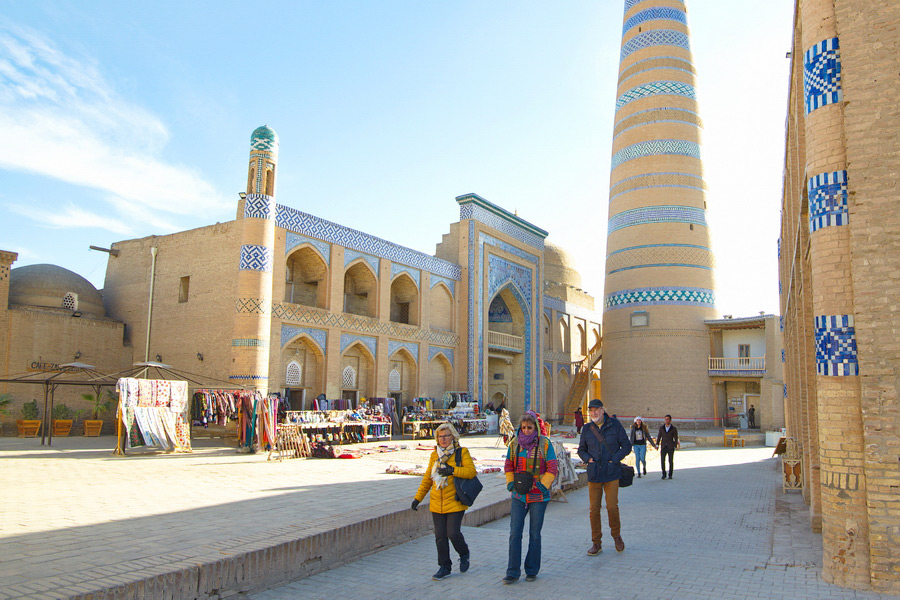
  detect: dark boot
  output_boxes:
[459,554,470,573]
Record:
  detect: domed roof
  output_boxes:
[250,125,279,154]
[543,241,582,288]
[9,264,105,317]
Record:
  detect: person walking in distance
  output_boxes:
[577,399,632,556]
[574,406,584,434]
[629,416,657,478]
[655,414,680,479]
[748,404,756,428]
[411,423,477,580]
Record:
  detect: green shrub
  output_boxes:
[52,403,74,420]
[21,399,40,420]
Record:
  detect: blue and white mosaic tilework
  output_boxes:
[344,249,380,275]
[228,374,268,381]
[391,263,421,287]
[780,315,784,332]
[467,221,476,397]
[489,295,513,322]
[488,255,533,311]
[621,30,690,61]
[232,338,267,347]
[611,139,700,169]
[804,37,842,115]
[784,384,787,398]
[615,81,695,112]
[275,204,461,280]
[814,314,858,376]
[430,274,455,296]
[285,232,330,264]
[240,245,273,273]
[280,324,327,353]
[558,364,571,377]
[807,170,849,232]
[777,237,781,259]
[340,333,377,357]
[389,340,419,362]
[604,286,715,310]
[480,233,541,265]
[782,348,785,363]
[625,0,683,12]
[428,346,454,367]
[544,361,553,374]
[608,205,706,233]
[244,194,276,220]
[608,170,705,201]
[623,7,686,34]
[459,203,546,250]
[606,243,713,274]
[250,126,278,153]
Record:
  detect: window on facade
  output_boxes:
[342,366,357,388]
[62,292,78,311]
[286,361,302,386]
[179,276,190,303]
[389,368,401,391]
[738,344,751,366]
[631,311,649,327]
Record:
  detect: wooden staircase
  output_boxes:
[562,338,602,424]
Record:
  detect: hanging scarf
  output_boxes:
[431,441,458,489]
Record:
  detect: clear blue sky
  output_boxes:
[0,0,794,317]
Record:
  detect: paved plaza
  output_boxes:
[0,432,895,600]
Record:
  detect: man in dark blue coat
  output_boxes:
[577,399,632,556]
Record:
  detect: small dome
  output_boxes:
[250,125,279,154]
[9,264,105,317]
[544,241,582,288]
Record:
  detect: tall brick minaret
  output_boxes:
[601,0,717,421]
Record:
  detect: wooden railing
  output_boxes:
[488,330,524,352]
[708,357,765,371]
[562,337,603,423]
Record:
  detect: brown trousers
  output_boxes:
[588,479,620,545]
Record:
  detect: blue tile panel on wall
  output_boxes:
[232,338,267,347]
[625,0,683,12]
[604,286,715,310]
[430,274,455,296]
[285,232,330,264]
[428,345,454,367]
[460,202,546,250]
[804,37,842,115]
[558,363,571,377]
[808,170,849,232]
[273,203,461,281]
[280,324,327,354]
[814,314,858,376]
[784,384,788,398]
[611,139,700,169]
[389,340,420,363]
[467,221,476,398]
[608,205,706,234]
[488,255,533,311]
[344,249,380,276]
[229,374,268,380]
[489,295,513,322]
[244,194,277,220]
[620,30,690,62]
[390,263,421,287]
[240,245,273,273]
[615,81,695,113]
[340,333,378,357]
[623,7,686,35]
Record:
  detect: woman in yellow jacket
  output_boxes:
[411,422,477,581]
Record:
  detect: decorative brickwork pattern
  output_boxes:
[618,56,695,83]
[624,0,683,11]
[620,30,690,61]
[280,324,327,353]
[610,139,700,169]
[807,170,849,232]
[608,205,706,233]
[459,203,546,250]
[814,315,858,376]
[615,81,696,112]
[604,286,715,310]
[609,170,705,200]
[613,107,702,138]
[804,37,842,114]
[285,232,330,264]
[228,374,268,381]
[231,338,267,347]
[623,7,686,34]
[240,245,273,273]
[606,243,713,274]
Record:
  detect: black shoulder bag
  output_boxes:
[453,447,483,506]
[512,440,541,495]
[589,423,634,488]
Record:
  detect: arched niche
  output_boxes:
[429,282,454,331]
[341,341,375,404]
[388,347,417,404]
[282,334,324,410]
[390,273,419,325]
[343,261,378,318]
[285,245,328,308]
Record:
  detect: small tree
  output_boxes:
[81,391,114,420]
[0,393,12,417]
[52,403,74,421]
[21,399,40,420]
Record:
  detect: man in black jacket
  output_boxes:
[655,414,680,479]
[577,399,632,556]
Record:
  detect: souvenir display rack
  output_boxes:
[402,408,450,439]
[284,410,392,444]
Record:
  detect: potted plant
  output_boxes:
[52,403,76,436]
[82,391,114,436]
[0,393,12,436]
[18,399,42,437]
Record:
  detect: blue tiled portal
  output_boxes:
[814,315,858,376]
[804,37,842,114]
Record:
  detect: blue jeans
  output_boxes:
[507,499,548,578]
[633,444,647,472]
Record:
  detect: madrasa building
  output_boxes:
[0,125,601,427]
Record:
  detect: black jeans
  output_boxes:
[433,511,469,568]
[660,447,675,476]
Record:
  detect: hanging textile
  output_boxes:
[116,377,192,452]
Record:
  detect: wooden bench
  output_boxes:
[724,428,744,447]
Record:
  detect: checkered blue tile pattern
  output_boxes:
[625,0,683,11]
[275,204,461,280]
[604,286,715,310]
[782,348,785,363]
[244,194,276,220]
[344,249,380,275]
[623,7,686,34]
[340,333,377,357]
[807,170,849,232]
[391,263,421,287]
[285,232,330,264]
[621,29,690,62]
[608,205,706,233]
[389,340,420,363]
[814,314,858,376]
[784,384,787,398]
[780,315,784,332]
[250,126,278,153]
[240,244,273,273]
[228,374,268,381]
[460,203,546,250]
[429,345,454,367]
[615,81,695,112]
[804,37,842,114]
[430,274,455,296]
[280,324,327,354]
[611,139,700,169]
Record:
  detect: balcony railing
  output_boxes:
[488,331,524,352]
[708,356,765,374]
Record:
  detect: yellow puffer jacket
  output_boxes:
[414,446,477,514]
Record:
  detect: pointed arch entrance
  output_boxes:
[487,286,527,420]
